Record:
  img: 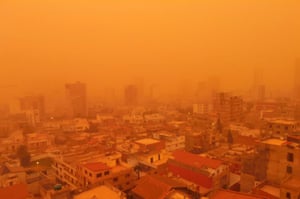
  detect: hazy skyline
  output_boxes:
[1,1,300,103]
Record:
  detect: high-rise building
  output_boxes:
[124,84,138,106]
[19,95,45,121]
[65,82,87,118]
[294,59,300,100]
[213,92,243,124]
[252,67,266,101]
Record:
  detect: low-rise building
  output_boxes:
[131,174,194,199]
[167,150,230,193]
[53,151,137,192]
[153,131,185,152]
[280,177,300,199]
[262,119,298,139]
[73,185,126,199]
[209,190,266,199]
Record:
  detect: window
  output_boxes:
[104,171,110,176]
[150,157,154,163]
[97,173,102,178]
[286,192,291,199]
[113,177,118,182]
[89,173,92,177]
[286,166,293,174]
[287,153,294,162]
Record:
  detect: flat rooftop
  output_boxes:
[261,139,286,146]
[135,138,160,145]
[267,119,297,125]
[74,185,122,199]
[260,185,280,198]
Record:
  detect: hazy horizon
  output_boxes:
[1,1,300,104]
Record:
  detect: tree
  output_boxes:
[216,116,223,134]
[227,130,233,148]
[16,145,31,167]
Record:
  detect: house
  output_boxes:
[131,174,193,199]
[168,150,229,193]
[209,190,267,199]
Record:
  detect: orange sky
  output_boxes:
[1,0,300,101]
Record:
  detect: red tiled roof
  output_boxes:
[132,175,175,199]
[0,184,28,199]
[81,162,110,172]
[211,190,267,199]
[172,150,223,169]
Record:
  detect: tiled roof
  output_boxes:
[172,150,223,169]
[0,184,28,199]
[211,190,267,199]
[132,175,185,199]
[81,162,110,172]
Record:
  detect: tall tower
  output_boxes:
[294,59,300,100]
[124,84,138,106]
[65,82,87,118]
[252,67,265,101]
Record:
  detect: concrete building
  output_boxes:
[213,92,243,124]
[153,131,185,152]
[131,174,194,199]
[133,138,168,174]
[193,103,213,115]
[39,180,71,199]
[167,150,230,192]
[209,190,266,199]
[52,151,137,192]
[26,133,52,154]
[73,185,126,199]
[19,95,45,121]
[262,119,298,139]
[280,177,300,199]
[294,59,300,100]
[0,164,26,188]
[259,138,300,184]
[65,82,87,118]
[124,85,139,107]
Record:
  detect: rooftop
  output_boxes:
[211,190,266,199]
[281,177,300,190]
[74,185,123,199]
[260,185,280,198]
[132,175,186,199]
[172,150,223,169]
[267,119,297,125]
[135,138,160,145]
[81,162,110,172]
[261,139,286,146]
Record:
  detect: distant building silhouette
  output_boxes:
[19,95,45,117]
[294,59,300,100]
[252,67,266,102]
[65,82,87,118]
[124,84,139,106]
